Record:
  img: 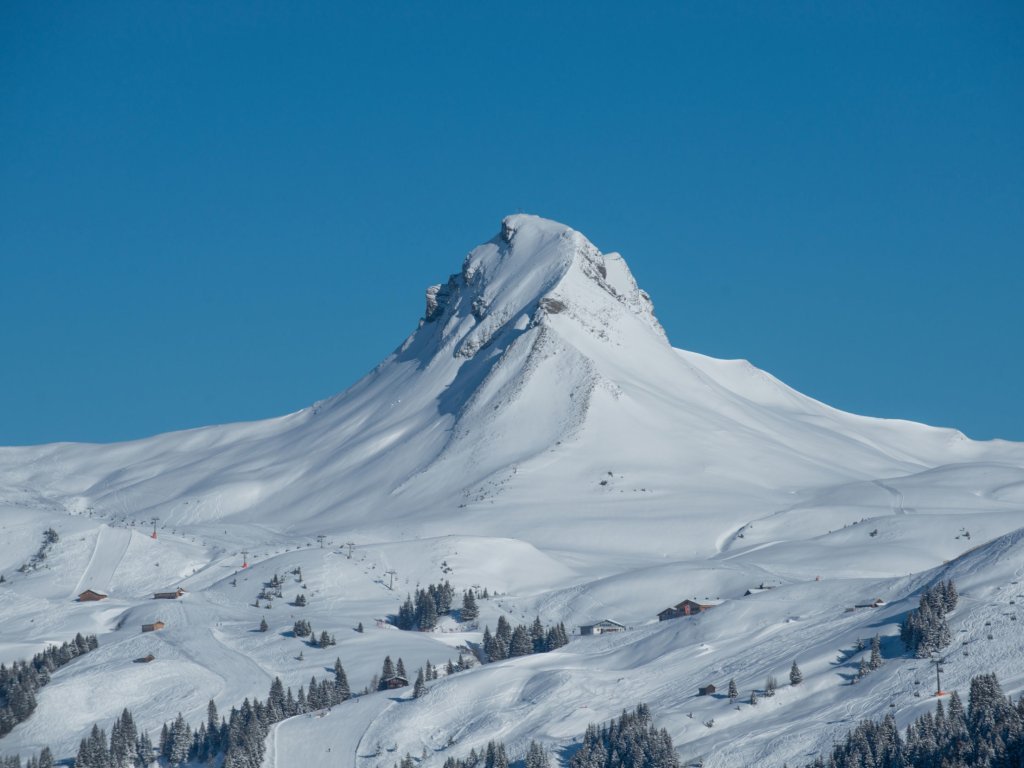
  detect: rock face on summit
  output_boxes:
[1,214,1022,559]
[417,214,665,361]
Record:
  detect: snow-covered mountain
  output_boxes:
[1,215,1022,766]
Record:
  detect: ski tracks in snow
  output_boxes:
[72,525,133,598]
[873,479,907,515]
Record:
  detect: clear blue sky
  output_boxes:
[1,2,1022,445]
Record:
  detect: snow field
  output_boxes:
[1,215,1022,765]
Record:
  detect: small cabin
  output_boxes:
[854,598,887,609]
[154,588,186,600]
[381,674,408,690]
[141,621,166,633]
[580,619,626,636]
[78,589,108,602]
[658,599,723,621]
[698,684,716,696]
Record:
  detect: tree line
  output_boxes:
[481,616,568,662]
[49,659,352,768]
[429,704,677,768]
[568,703,680,768]
[395,581,457,630]
[807,672,1023,768]
[0,633,98,737]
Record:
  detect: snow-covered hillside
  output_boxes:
[1,214,1021,766]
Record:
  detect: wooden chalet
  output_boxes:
[658,599,723,621]
[78,589,108,602]
[698,684,716,696]
[141,621,166,633]
[580,619,626,636]
[381,674,408,690]
[154,587,186,599]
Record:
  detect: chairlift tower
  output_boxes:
[317,534,326,549]
[241,550,249,569]
[150,517,159,540]
[385,569,397,590]
[932,655,946,696]
[345,541,355,559]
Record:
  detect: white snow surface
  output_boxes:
[0,214,1022,765]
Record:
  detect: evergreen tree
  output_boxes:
[418,590,439,631]
[398,594,416,630]
[334,658,351,701]
[530,616,546,653]
[268,677,286,720]
[509,625,533,657]
[92,724,111,768]
[205,699,220,755]
[259,617,268,632]
[158,723,170,761]
[308,676,322,709]
[495,616,513,650]
[765,675,778,697]
[858,657,869,678]
[109,708,136,768]
[77,738,93,768]
[790,661,803,686]
[942,579,959,612]
[728,678,739,701]
[869,633,883,670]
[379,656,396,690]
[482,626,496,661]
[168,713,190,765]
[544,626,560,652]
[525,740,551,768]
[414,668,426,698]
[461,590,479,622]
[397,658,407,680]
[750,689,759,706]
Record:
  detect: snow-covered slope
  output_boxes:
[2,215,1019,560]
[1,214,1021,765]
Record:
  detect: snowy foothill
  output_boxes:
[1,215,1022,766]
